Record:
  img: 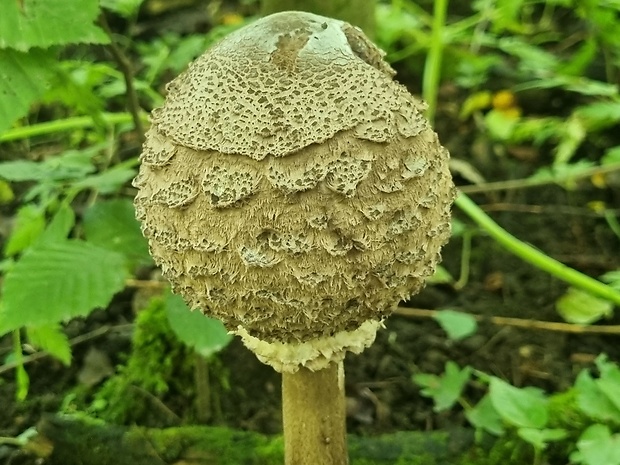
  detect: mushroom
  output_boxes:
[134,11,454,465]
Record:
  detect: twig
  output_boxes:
[459,162,620,194]
[0,325,132,376]
[125,278,167,289]
[128,385,182,425]
[99,14,145,141]
[395,306,620,335]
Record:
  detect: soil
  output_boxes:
[1,3,620,465]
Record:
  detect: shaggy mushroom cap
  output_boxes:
[134,11,455,372]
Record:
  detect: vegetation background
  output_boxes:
[1,0,620,464]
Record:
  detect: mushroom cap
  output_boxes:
[135,11,454,372]
[150,11,424,159]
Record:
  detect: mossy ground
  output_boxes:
[89,296,197,425]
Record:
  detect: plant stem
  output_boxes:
[282,362,348,465]
[422,0,448,124]
[604,209,620,240]
[13,330,29,400]
[454,229,472,290]
[0,113,144,143]
[459,162,620,194]
[194,354,212,423]
[99,14,146,141]
[455,192,620,306]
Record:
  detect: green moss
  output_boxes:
[91,296,195,425]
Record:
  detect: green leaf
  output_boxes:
[0,179,14,204]
[571,424,620,465]
[83,198,152,268]
[575,102,620,131]
[15,359,30,401]
[39,203,76,243]
[595,355,620,414]
[556,287,614,324]
[484,109,518,140]
[517,428,567,451]
[574,370,620,423]
[427,266,455,285]
[0,49,55,133]
[26,324,71,365]
[601,270,620,292]
[602,146,620,165]
[0,149,96,182]
[514,75,619,97]
[4,205,46,256]
[498,37,559,74]
[0,160,48,181]
[165,291,232,358]
[413,361,472,412]
[433,309,478,341]
[100,0,144,17]
[530,160,596,190]
[553,114,586,165]
[489,377,548,429]
[465,394,505,436]
[72,164,137,194]
[0,0,108,51]
[0,241,127,335]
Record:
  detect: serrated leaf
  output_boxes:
[72,164,137,194]
[489,377,548,429]
[0,0,108,51]
[4,204,46,256]
[165,291,232,358]
[26,324,71,365]
[0,149,96,182]
[595,357,620,414]
[413,361,472,412]
[574,370,620,423]
[0,241,127,335]
[572,424,620,465]
[433,309,478,341]
[83,198,152,268]
[517,427,567,450]
[466,394,505,436]
[0,49,55,133]
[556,287,613,324]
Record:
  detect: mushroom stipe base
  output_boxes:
[282,362,348,465]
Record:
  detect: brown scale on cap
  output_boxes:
[134,11,455,372]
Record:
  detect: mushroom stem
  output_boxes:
[282,362,348,465]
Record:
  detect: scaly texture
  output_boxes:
[150,13,424,159]
[134,11,454,372]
